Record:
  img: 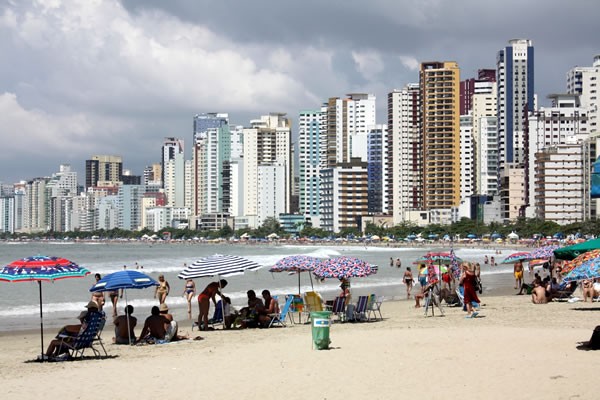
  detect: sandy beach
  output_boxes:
[1,294,599,400]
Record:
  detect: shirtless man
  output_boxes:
[114,305,137,344]
[514,260,524,289]
[531,282,548,304]
[136,306,169,343]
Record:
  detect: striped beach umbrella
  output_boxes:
[0,255,90,361]
[178,254,263,280]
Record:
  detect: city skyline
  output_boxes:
[1,0,599,183]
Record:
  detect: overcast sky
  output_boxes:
[1,0,598,185]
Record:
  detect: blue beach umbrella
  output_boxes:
[90,270,159,344]
[0,255,90,361]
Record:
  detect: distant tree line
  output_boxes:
[2,217,599,241]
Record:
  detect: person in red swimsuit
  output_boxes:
[197,279,228,330]
[460,263,481,318]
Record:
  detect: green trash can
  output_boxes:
[310,311,331,350]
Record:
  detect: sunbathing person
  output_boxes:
[531,282,548,304]
[44,301,103,359]
[114,304,137,344]
[136,306,169,343]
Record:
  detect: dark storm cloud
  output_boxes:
[0,0,598,184]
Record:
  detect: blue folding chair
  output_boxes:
[268,295,294,327]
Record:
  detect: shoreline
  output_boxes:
[2,294,599,400]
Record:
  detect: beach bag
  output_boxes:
[589,326,600,349]
[474,278,483,294]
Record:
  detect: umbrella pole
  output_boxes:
[298,273,301,295]
[309,272,314,291]
[219,276,225,330]
[38,281,44,361]
[125,290,131,345]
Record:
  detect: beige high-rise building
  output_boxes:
[420,61,461,209]
[85,155,122,188]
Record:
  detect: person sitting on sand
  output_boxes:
[158,303,185,341]
[414,286,425,308]
[582,279,596,302]
[531,282,548,304]
[136,306,169,343]
[44,301,103,359]
[114,304,137,344]
[197,279,228,331]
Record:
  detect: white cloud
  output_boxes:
[352,50,384,81]
[0,92,97,155]
[398,55,420,71]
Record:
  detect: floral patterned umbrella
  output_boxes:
[500,252,532,264]
[269,255,322,293]
[563,257,600,282]
[313,256,377,279]
[561,249,600,276]
[526,245,561,260]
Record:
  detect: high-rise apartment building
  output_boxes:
[242,113,292,225]
[298,107,326,217]
[192,113,231,218]
[367,125,388,214]
[471,79,498,195]
[497,39,534,220]
[161,137,184,187]
[420,61,461,210]
[567,55,600,138]
[497,39,535,168]
[325,94,376,166]
[388,84,422,224]
[85,155,122,188]
[460,115,474,199]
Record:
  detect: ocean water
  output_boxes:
[0,241,520,332]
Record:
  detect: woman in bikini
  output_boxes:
[182,278,196,319]
[91,273,106,311]
[154,274,170,305]
[403,267,414,299]
[197,279,228,330]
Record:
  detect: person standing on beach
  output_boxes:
[197,279,228,330]
[154,274,170,305]
[514,260,524,289]
[403,267,414,299]
[182,278,196,319]
[460,263,480,318]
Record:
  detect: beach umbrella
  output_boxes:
[554,237,600,260]
[500,252,531,264]
[178,254,263,322]
[563,257,600,282]
[413,252,463,264]
[269,255,321,294]
[90,270,159,344]
[0,255,90,361]
[561,249,600,276]
[526,245,560,261]
[313,256,377,280]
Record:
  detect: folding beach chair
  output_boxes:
[57,311,105,360]
[366,294,383,321]
[304,291,324,322]
[92,314,108,356]
[331,296,346,322]
[268,295,294,327]
[352,295,369,322]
